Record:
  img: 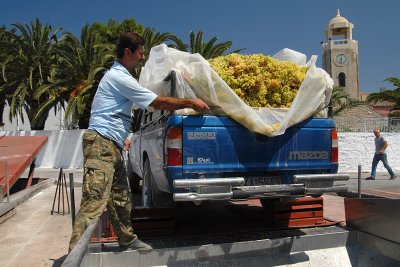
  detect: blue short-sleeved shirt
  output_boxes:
[375,135,387,154]
[88,62,157,148]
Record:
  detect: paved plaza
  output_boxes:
[0,168,399,266]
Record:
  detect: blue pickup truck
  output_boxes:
[127,74,349,208]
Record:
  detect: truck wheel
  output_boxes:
[142,159,154,207]
[142,159,175,208]
[127,158,140,193]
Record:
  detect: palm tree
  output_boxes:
[331,87,363,115]
[170,31,245,59]
[35,21,178,129]
[0,25,11,127]
[34,24,115,129]
[384,77,400,91]
[92,19,177,78]
[0,18,61,130]
[366,78,400,114]
[91,18,145,45]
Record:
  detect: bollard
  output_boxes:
[358,164,362,198]
[69,173,76,227]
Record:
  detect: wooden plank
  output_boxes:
[275,217,326,228]
[273,203,323,211]
[274,210,323,220]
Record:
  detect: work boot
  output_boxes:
[365,176,375,180]
[119,239,153,251]
[390,176,397,180]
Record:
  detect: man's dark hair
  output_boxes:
[116,32,145,58]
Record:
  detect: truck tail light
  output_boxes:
[166,127,182,166]
[331,129,338,163]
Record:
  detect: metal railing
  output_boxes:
[61,218,100,267]
[335,117,400,132]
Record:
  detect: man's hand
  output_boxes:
[124,138,131,151]
[190,99,210,113]
[149,96,210,112]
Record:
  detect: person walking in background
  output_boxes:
[366,129,396,180]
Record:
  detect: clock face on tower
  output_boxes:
[335,54,348,65]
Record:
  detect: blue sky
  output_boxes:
[2,0,399,93]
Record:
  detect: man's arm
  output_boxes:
[149,96,210,113]
[380,141,388,153]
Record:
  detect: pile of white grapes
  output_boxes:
[208,53,308,108]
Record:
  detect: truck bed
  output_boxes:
[129,111,348,206]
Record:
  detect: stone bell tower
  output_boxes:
[322,10,360,99]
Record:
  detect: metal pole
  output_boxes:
[58,170,62,213]
[358,164,362,199]
[69,173,76,227]
[64,173,70,214]
[51,169,62,215]
[61,173,65,215]
[5,160,10,203]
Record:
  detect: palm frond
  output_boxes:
[367,90,400,104]
[167,35,189,51]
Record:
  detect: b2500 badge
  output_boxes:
[187,132,216,140]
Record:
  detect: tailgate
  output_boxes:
[181,116,335,176]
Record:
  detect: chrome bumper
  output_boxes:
[173,174,350,202]
[293,173,350,182]
[173,177,244,202]
[293,173,349,195]
[174,178,245,188]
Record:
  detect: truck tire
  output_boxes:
[142,159,175,208]
[127,156,141,193]
[142,159,154,207]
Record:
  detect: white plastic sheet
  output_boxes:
[139,44,333,136]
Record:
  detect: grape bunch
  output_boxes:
[208,53,308,108]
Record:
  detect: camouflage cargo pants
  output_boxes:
[68,130,136,252]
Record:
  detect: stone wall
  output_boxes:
[334,104,389,132]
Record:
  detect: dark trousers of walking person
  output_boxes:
[371,153,395,178]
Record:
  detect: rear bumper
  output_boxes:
[293,173,349,195]
[173,173,349,202]
[173,178,244,201]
